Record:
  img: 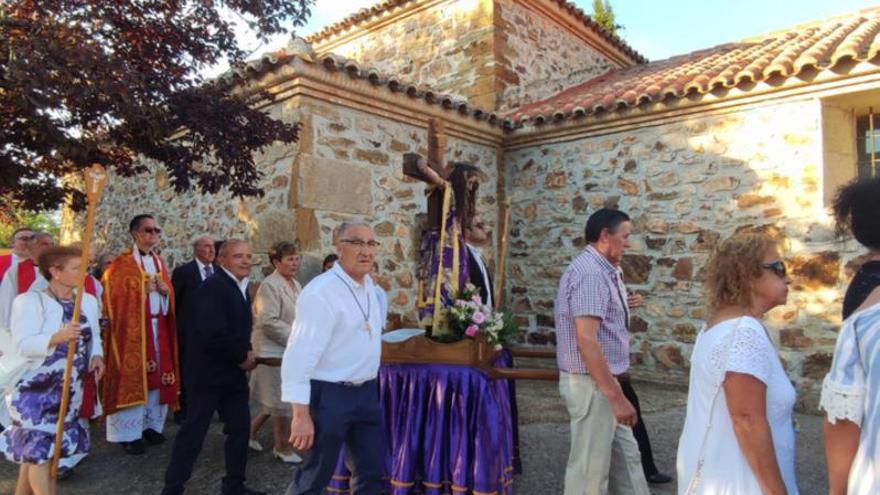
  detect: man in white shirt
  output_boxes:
[282,220,384,495]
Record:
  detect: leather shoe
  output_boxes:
[121,439,145,455]
[143,428,166,445]
[647,472,673,484]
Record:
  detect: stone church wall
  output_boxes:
[505,98,858,408]
[71,95,500,328]
[494,0,618,112]
[312,0,497,110]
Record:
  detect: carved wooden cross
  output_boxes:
[403,119,449,231]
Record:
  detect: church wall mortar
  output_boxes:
[505,97,856,409]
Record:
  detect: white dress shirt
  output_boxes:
[221,267,249,300]
[281,263,382,405]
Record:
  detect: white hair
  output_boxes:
[217,238,248,258]
[190,233,215,249]
[333,219,373,245]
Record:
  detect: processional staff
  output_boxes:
[50,164,107,482]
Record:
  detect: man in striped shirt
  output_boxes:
[554,208,649,495]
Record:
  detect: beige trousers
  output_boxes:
[559,372,650,495]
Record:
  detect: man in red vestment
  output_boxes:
[0,232,55,328]
[102,214,180,455]
[0,227,35,280]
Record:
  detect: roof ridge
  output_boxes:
[506,6,880,127]
[221,38,502,126]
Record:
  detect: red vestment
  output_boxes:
[100,249,179,415]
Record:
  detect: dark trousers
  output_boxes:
[162,386,250,495]
[618,377,659,477]
[286,379,385,495]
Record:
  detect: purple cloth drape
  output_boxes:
[329,355,515,495]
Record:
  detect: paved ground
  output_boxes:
[0,378,828,494]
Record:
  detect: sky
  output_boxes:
[228,0,880,67]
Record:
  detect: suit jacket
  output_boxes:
[185,270,252,390]
[171,260,204,348]
[467,246,494,307]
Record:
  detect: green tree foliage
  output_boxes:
[592,0,622,35]
[1,1,314,214]
[0,209,60,247]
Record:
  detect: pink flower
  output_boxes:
[465,325,479,337]
[471,294,482,304]
[472,311,486,324]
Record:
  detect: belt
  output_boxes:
[615,372,631,383]
[337,380,372,387]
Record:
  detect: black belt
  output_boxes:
[615,373,631,383]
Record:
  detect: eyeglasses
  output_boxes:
[339,239,380,249]
[762,260,787,278]
[13,234,35,242]
[142,227,162,235]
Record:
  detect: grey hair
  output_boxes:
[190,233,215,249]
[217,238,249,258]
[333,219,373,244]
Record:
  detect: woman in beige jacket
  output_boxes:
[248,241,302,463]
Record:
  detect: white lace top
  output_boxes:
[819,302,880,494]
[676,316,799,495]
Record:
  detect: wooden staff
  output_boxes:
[50,164,107,479]
[494,198,512,309]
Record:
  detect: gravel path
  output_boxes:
[0,380,828,494]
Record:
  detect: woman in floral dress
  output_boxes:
[0,246,104,494]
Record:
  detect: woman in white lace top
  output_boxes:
[820,287,880,495]
[677,233,798,495]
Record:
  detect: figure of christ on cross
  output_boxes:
[402,119,483,339]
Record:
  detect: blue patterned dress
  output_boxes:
[0,298,92,467]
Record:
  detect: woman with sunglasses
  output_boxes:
[677,233,797,495]
[821,178,880,495]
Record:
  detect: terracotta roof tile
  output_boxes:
[507,8,880,127]
[221,39,502,126]
[305,0,645,64]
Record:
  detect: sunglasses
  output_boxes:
[142,227,162,234]
[762,260,787,278]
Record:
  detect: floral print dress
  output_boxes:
[0,298,92,467]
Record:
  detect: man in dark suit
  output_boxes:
[171,234,216,423]
[464,215,494,308]
[161,239,264,495]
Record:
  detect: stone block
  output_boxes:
[294,208,321,252]
[802,352,832,379]
[544,171,567,188]
[790,251,840,289]
[780,328,813,349]
[653,344,685,369]
[672,258,693,280]
[252,208,297,252]
[295,154,372,214]
[621,254,652,284]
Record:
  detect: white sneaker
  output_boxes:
[248,439,263,452]
[273,449,303,464]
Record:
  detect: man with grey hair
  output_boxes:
[282,219,385,494]
[171,233,216,423]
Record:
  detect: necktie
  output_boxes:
[204,264,213,278]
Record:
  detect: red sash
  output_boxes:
[79,277,99,419]
[0,254,12,281]
[17,259,36,295]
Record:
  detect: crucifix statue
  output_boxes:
[403,119,482,339]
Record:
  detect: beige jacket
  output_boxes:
[251,271,301,358]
